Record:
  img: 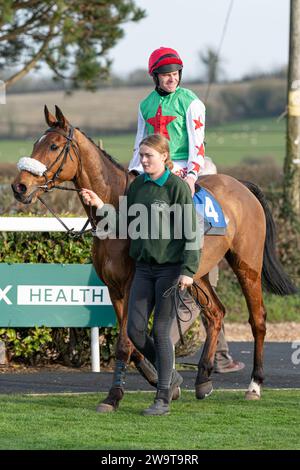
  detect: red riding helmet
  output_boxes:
[148,47,183,76]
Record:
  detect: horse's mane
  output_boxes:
[76,127,127,173]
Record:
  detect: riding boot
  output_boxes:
[142,389,170,416]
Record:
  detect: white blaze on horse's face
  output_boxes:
[15,134,50,177]
[38,135,47,144]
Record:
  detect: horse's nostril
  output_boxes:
[12,183,27,194]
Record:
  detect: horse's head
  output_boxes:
[12,105,80,204]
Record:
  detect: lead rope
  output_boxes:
[163,281,210,345]
[38,188,97,238]
[37,170,130,238]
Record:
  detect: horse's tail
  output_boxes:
[240,180,297,295]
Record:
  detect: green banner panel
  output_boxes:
[0,264,116,327]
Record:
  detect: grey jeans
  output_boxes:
[127,262,181,390]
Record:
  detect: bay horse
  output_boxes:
[12,106,297,411]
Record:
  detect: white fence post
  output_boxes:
[91,327,100,372]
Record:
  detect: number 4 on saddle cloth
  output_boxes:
[193,187,227,235]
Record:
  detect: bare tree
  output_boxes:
[199,46,223,83]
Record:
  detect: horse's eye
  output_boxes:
[50,143,58,151]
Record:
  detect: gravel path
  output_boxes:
[201,322,300,342]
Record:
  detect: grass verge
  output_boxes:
[0,390,299,450]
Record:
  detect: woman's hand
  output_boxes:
[178,274,193,291]
[80,188,104,209]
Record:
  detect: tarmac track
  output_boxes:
[0,342,299,394]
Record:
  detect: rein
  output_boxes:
[35,126,130,237]
[163,281,210,345]
[37,191,95,237]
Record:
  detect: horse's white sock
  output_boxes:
[247,379,261,396]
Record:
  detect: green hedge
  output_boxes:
[0,231,92,264]
[0,231,118,366]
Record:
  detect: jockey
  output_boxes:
[128,46,206,196]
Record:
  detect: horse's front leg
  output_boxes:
[96,296,133,413]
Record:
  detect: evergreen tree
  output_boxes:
[0,0,145,90]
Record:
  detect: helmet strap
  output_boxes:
[152,74,159,88]
[178,69,182,84]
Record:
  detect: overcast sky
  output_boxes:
[110,0,290,80]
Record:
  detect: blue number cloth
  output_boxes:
[193,187,227,228]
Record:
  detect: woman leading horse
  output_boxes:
[12,105,297,411]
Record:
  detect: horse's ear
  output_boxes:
[55,105,69,130]
[44,105,56,127]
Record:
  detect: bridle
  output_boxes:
[30,124,130,237]
[33,125,95,236]
[37,125,81,193]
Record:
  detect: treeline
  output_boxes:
[206,78,286,125]
[4,66,286,128]
[1,77,286,138]
[6,64,287,94]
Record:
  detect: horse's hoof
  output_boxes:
[171,385,181,401]
[245,379,261,400]
[195,381,213,400]
[245,390,261,401]
[96,403,116,413]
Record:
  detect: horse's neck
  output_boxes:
[75,133,127,206]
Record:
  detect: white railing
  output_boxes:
[0,217,91,232]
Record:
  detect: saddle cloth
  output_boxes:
[193,187,227,235]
